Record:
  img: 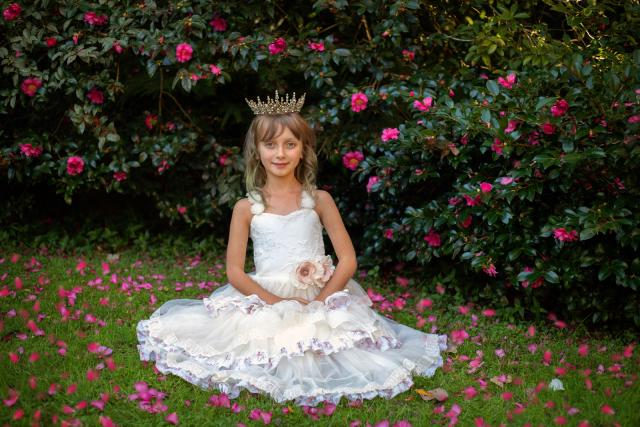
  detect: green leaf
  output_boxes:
[534,97,555,111]
[486,80,500,96]
[334,48,351,56]
[544,271,560,283]
[146,61,158,78]
[572,53,583,73]
[580,228,595,241]
[180,77,192,92]
[562,140,574,153]
[481,109,491,124]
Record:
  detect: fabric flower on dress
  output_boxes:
[292,256,335,290]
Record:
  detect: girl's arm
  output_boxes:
[226,198,283,305]
[313,190,358,302]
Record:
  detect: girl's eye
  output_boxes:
[287,142,297,148]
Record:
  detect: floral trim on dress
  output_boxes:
[291,255,335,290]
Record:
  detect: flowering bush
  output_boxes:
[1,0,638,326]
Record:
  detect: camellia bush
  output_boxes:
[1,0,639,326]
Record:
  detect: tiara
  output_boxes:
[245,90,306,115]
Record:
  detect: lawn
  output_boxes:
[1,245,638,426]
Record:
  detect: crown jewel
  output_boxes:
[245,90,306,115]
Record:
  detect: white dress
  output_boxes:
[136,189,447,407]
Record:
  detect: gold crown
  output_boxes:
[245,90,306,115]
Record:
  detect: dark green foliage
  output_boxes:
[1,0,639,327]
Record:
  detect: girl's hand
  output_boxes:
[286,296,310,305]
[265,296,309,305]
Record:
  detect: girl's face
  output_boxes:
[257,125,304,181]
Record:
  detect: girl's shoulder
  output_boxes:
[313,189,333,204]
[312,189,338,216]
[232,197,254,222]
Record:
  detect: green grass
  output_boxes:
[0,246,638,426]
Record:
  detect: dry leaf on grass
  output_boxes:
[416,388,449,402]
[490,375,512,388]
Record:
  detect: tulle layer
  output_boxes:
[136,277,447,407]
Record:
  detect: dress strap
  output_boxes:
[247,191,265,215]
[301,189,316,209]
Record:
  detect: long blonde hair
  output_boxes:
[243,112,318,202]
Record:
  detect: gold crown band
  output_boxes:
[245,90,306,115]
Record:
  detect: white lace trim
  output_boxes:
[137,327,447,408]
[140,291,398,371]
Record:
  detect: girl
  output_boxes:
[136,91,447,408]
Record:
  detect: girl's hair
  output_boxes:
[243,112,317,202]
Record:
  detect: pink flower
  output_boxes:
[144,114,158,130]
[45,37,57,48]
[381,127,400,142]
[482,263,498,277]
[177,205,187,215]
[350,92,368,112]
[66,156,85,175]
[628,114,640,124]
[541,122,556,135]
[578,344,589,357]
[165,412,179,425]
[461,215,472,228]
[551,99,569,117]
[113,171,127,182]
[601,405,615,415]
[366,176,379,193]
[249,408,272,424]
[293,256,334,289]
[504,120,519,133]
[342,151,364,170]
[308,41,325,52]
[553,227,578,242]
[209,16,227,31]
[463,386,477,399]
[424,229,441,247]
[3,3,21,21]
[497,73,517,89]
[499,177,514,185]
[20,77,42,97]
[528,130,540,145]
[401,49,415,61]
[20,144,43,158]
[451,329,469,345]
[176,43,193,62]
[463,194,481,206]
[83,11,108,26]
[112,41,123,54]
[218,153,229,166]
[413,97,433,111]
[209,64,222,76]
[479,182,493,193]
[87,87,104,104]
[383,228,393,240]
[268,37,287,55]
[491,138,504,155]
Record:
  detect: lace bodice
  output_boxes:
[248,189,326,277]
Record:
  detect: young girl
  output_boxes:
[136,91,447,407]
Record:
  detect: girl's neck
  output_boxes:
[262,177,303,195]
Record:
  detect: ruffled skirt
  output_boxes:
[136,274,447,407]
